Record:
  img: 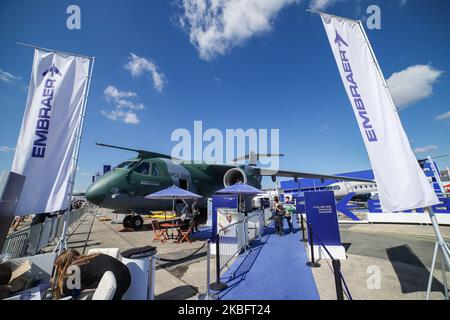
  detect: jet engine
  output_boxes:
[223,168,248,187]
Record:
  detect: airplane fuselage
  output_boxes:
[85,157,262,212]
[325,181,378,200]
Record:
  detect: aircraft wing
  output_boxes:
[249,168,375,183]
[96,143,180,160]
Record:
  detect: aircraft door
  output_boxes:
[344,183,353,195]
[179,179,188,190]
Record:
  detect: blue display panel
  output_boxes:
[296,195,305,214]
[304,191,341,247]
[368,198,450,214]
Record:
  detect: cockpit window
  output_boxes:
[334,186,341,190]
[115,161,137,169]
[134,162,150,175]
[151,163,161,176]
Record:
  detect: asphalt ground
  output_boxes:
[58,210,450,300]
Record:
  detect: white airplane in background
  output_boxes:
[324,181,378,201]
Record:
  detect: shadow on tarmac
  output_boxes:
[387,245,446,294]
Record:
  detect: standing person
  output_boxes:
[272,196,285,236]
[191,199,201,233]
[284,196,294,234]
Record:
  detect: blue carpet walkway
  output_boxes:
[190,226,212,241]
[217,218,320,300]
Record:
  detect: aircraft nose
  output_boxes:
[85,181,106,205]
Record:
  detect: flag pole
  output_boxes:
[15,42,95,254]
[305,9,360,23]
[16,42,94,59]
[356,21,399,114]
[53,55,95,254]
[358,20,450,290]
[426,206,450,300]
[309,10,449,299]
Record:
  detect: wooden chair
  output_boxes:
[151,220,168,243]
[177,226,193,243]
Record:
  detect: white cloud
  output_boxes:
[101,110,140,125]
[386,65,443,110]
[76,167,89,176]
[125,53,166,92]
[435,110,450,121]
[104,85,137,101]
[101,86,144,125]
[0,146,15,153]
[177,0,298,60]
[0,68,21,83]
[413,145,438,154]
[309,0,339,10]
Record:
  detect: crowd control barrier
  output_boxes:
[206,211,265,295]
[1,205,93,259]
[303,216,353,300]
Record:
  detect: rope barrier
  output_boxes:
[301,215,353,300]
[156,241,207,262]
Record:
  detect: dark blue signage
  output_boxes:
[296,195,305,214]
[305,191,341,246]
[368,198,450,214]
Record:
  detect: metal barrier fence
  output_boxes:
[216,211,265,277]
[262,208,273,227]
[1,206,92,259]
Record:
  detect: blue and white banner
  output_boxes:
[11,49,90,215]
[320,14,439,212]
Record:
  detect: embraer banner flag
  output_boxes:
[320,14,439,212]
[12,49,90,216]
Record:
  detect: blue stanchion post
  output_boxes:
[306,223,321,268]
[300,214,306,242]
[210,233,228,292]
[332,259,344,300]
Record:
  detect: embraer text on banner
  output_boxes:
[11,49,91,215]
[320,14,439,212]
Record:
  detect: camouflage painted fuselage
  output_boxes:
[85,157,261,212]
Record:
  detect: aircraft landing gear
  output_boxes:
[123,214,144,230]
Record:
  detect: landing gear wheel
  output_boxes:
[123,215,133,228]
[131,215,144,230]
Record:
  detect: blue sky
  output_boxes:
[0,0,449,192]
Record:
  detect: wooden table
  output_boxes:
[160,222,181,240]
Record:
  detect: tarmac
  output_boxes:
[56,209,450,300]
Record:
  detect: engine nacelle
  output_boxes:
[223,168,248,187]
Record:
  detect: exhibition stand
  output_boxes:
[303,191,346,260]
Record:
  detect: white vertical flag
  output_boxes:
[12,49,90,216]
[320,14,439,212]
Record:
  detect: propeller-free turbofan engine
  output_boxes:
[223,167,248,187]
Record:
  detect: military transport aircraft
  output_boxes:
[85,143,374,228]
